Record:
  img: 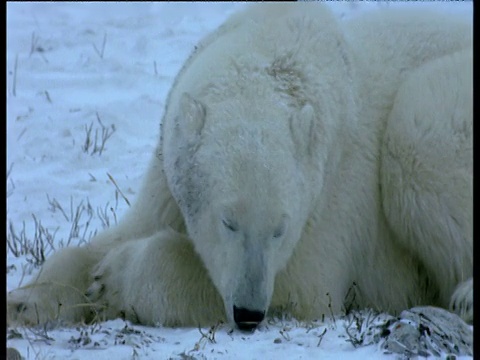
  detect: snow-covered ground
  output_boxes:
[6,2,473,359]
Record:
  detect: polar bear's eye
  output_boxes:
[273,227,284,239]
[273,216,289,239]
[222,218,238,233]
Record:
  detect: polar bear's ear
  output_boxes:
[290,103,314,155]
[178,93,206,136]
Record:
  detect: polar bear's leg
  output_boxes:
[7,143,186,327]
[86,229,226,326]
[92,148,185,249]
[380,49,472,322]
[7,246,101,326]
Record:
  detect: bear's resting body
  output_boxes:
[8,3,473,330]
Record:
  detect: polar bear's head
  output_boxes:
[163,92,329,330]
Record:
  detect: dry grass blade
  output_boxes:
[12,54,18,97]
[92,32,107,59]
[107,172,131,207]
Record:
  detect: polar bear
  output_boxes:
[7,3,472,330]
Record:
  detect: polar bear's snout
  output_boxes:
[233,305,265,331]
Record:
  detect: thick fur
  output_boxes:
[7,3,472,327]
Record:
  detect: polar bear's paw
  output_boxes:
[84,246,132,322]
[7,287,62,327]
[7,290,41,327]
[450,278,473,324]
[85,274,107,310]
[84,269,119,322]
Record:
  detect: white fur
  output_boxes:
[8,3,472,327]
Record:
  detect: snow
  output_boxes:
[6,2,472,359]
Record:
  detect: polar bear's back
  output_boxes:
[344,7,471,97]
[164,3,472,126]
[345,7,472,55]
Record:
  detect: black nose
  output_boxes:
[233,305,265,331]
